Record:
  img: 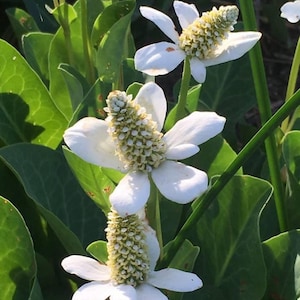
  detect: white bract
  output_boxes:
[63,82,225,216]
[280,0,300,23]
[134,1,262,83]
[61,217,202,300]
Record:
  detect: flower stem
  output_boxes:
[81,0,95,84]
[174,57,191,122]
[282,36,300,132]
[147,180,163,258]
[239,0,287,232]
[159,88,300,268]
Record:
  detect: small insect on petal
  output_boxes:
[166,47,175,52]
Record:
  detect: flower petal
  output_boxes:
[73,282,113,300]
[136,283,168,300]
[61,255,110,281]
[148,268,203,292]
[110,172,150,216]
[134,82,167,131]
[144,225,160,271]
[140,6,179,43]
[110,284,137,300]
[190,57,206,83]
[202,32,262,67]
[173,0,199,29]
[151,161,208,204]
[281,1,300,23]
[134,42,185,76]
[63,117,125,171]
[164,111,226,148]
[165,143,199,160]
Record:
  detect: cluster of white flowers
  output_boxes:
[61,1,262,299]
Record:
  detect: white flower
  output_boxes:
[134,1,262,83]
[63,82,225,216]
[280,0,300,23]
[61,219,203,300]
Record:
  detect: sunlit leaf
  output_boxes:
[0,39,68,148]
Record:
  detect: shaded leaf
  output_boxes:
[0,143,106,247]
[0,196,36,300]
[194,175,272,299]
[63,146,113,216]
[262,230,300,300]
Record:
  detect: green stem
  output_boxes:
[174,57,191,123]
[282,37,300,132]
[147,181,163,258]
[239,0,287,232]
[59,6,75,66]
[159,89,300,268]
[81,0,95,84]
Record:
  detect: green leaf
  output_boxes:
[0,39,68,149]
[48,1,105,120]
[50,2,77,27]
[63,146,113,215]
[282,130,300,229]
[96,0,135,82]
[0,143,106,247]
[22,32,54,86]
[6,8,40,44]
[86,240,108,263]
[262,230,300,299]
[282,131,300,181]
[195,175,272,299]
[58,64,85,112]
[0,196,36,300]
[164,85,202,131]
[186,135,242,178]
[167,239,200,300]
[28,277,43,300]
[200,55,256,147]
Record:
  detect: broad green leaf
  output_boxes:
[68,78,109,126]
[262,230,300,300]
[186,135,242,178]
[164,85,202,131]
[59,64,85,112]
[167,239,200,300]
[96,1,135,82]
[282,131,300,181]
[6,8,40,44]
[87,240,108,263]
[28,277,43,300]
[0,143,106,247]
[195,175,272,299]
[200,55,256,147]
[50,3,77,27]
[22,32,54,85]
[91,0,133,48]
[0,196,36,300]
[63,146,113,215]
[48,1,105,120]
[0,39,68,149]
[23,0,59,33]
[282,131,300,228]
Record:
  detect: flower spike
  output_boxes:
[134,1,262,83]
